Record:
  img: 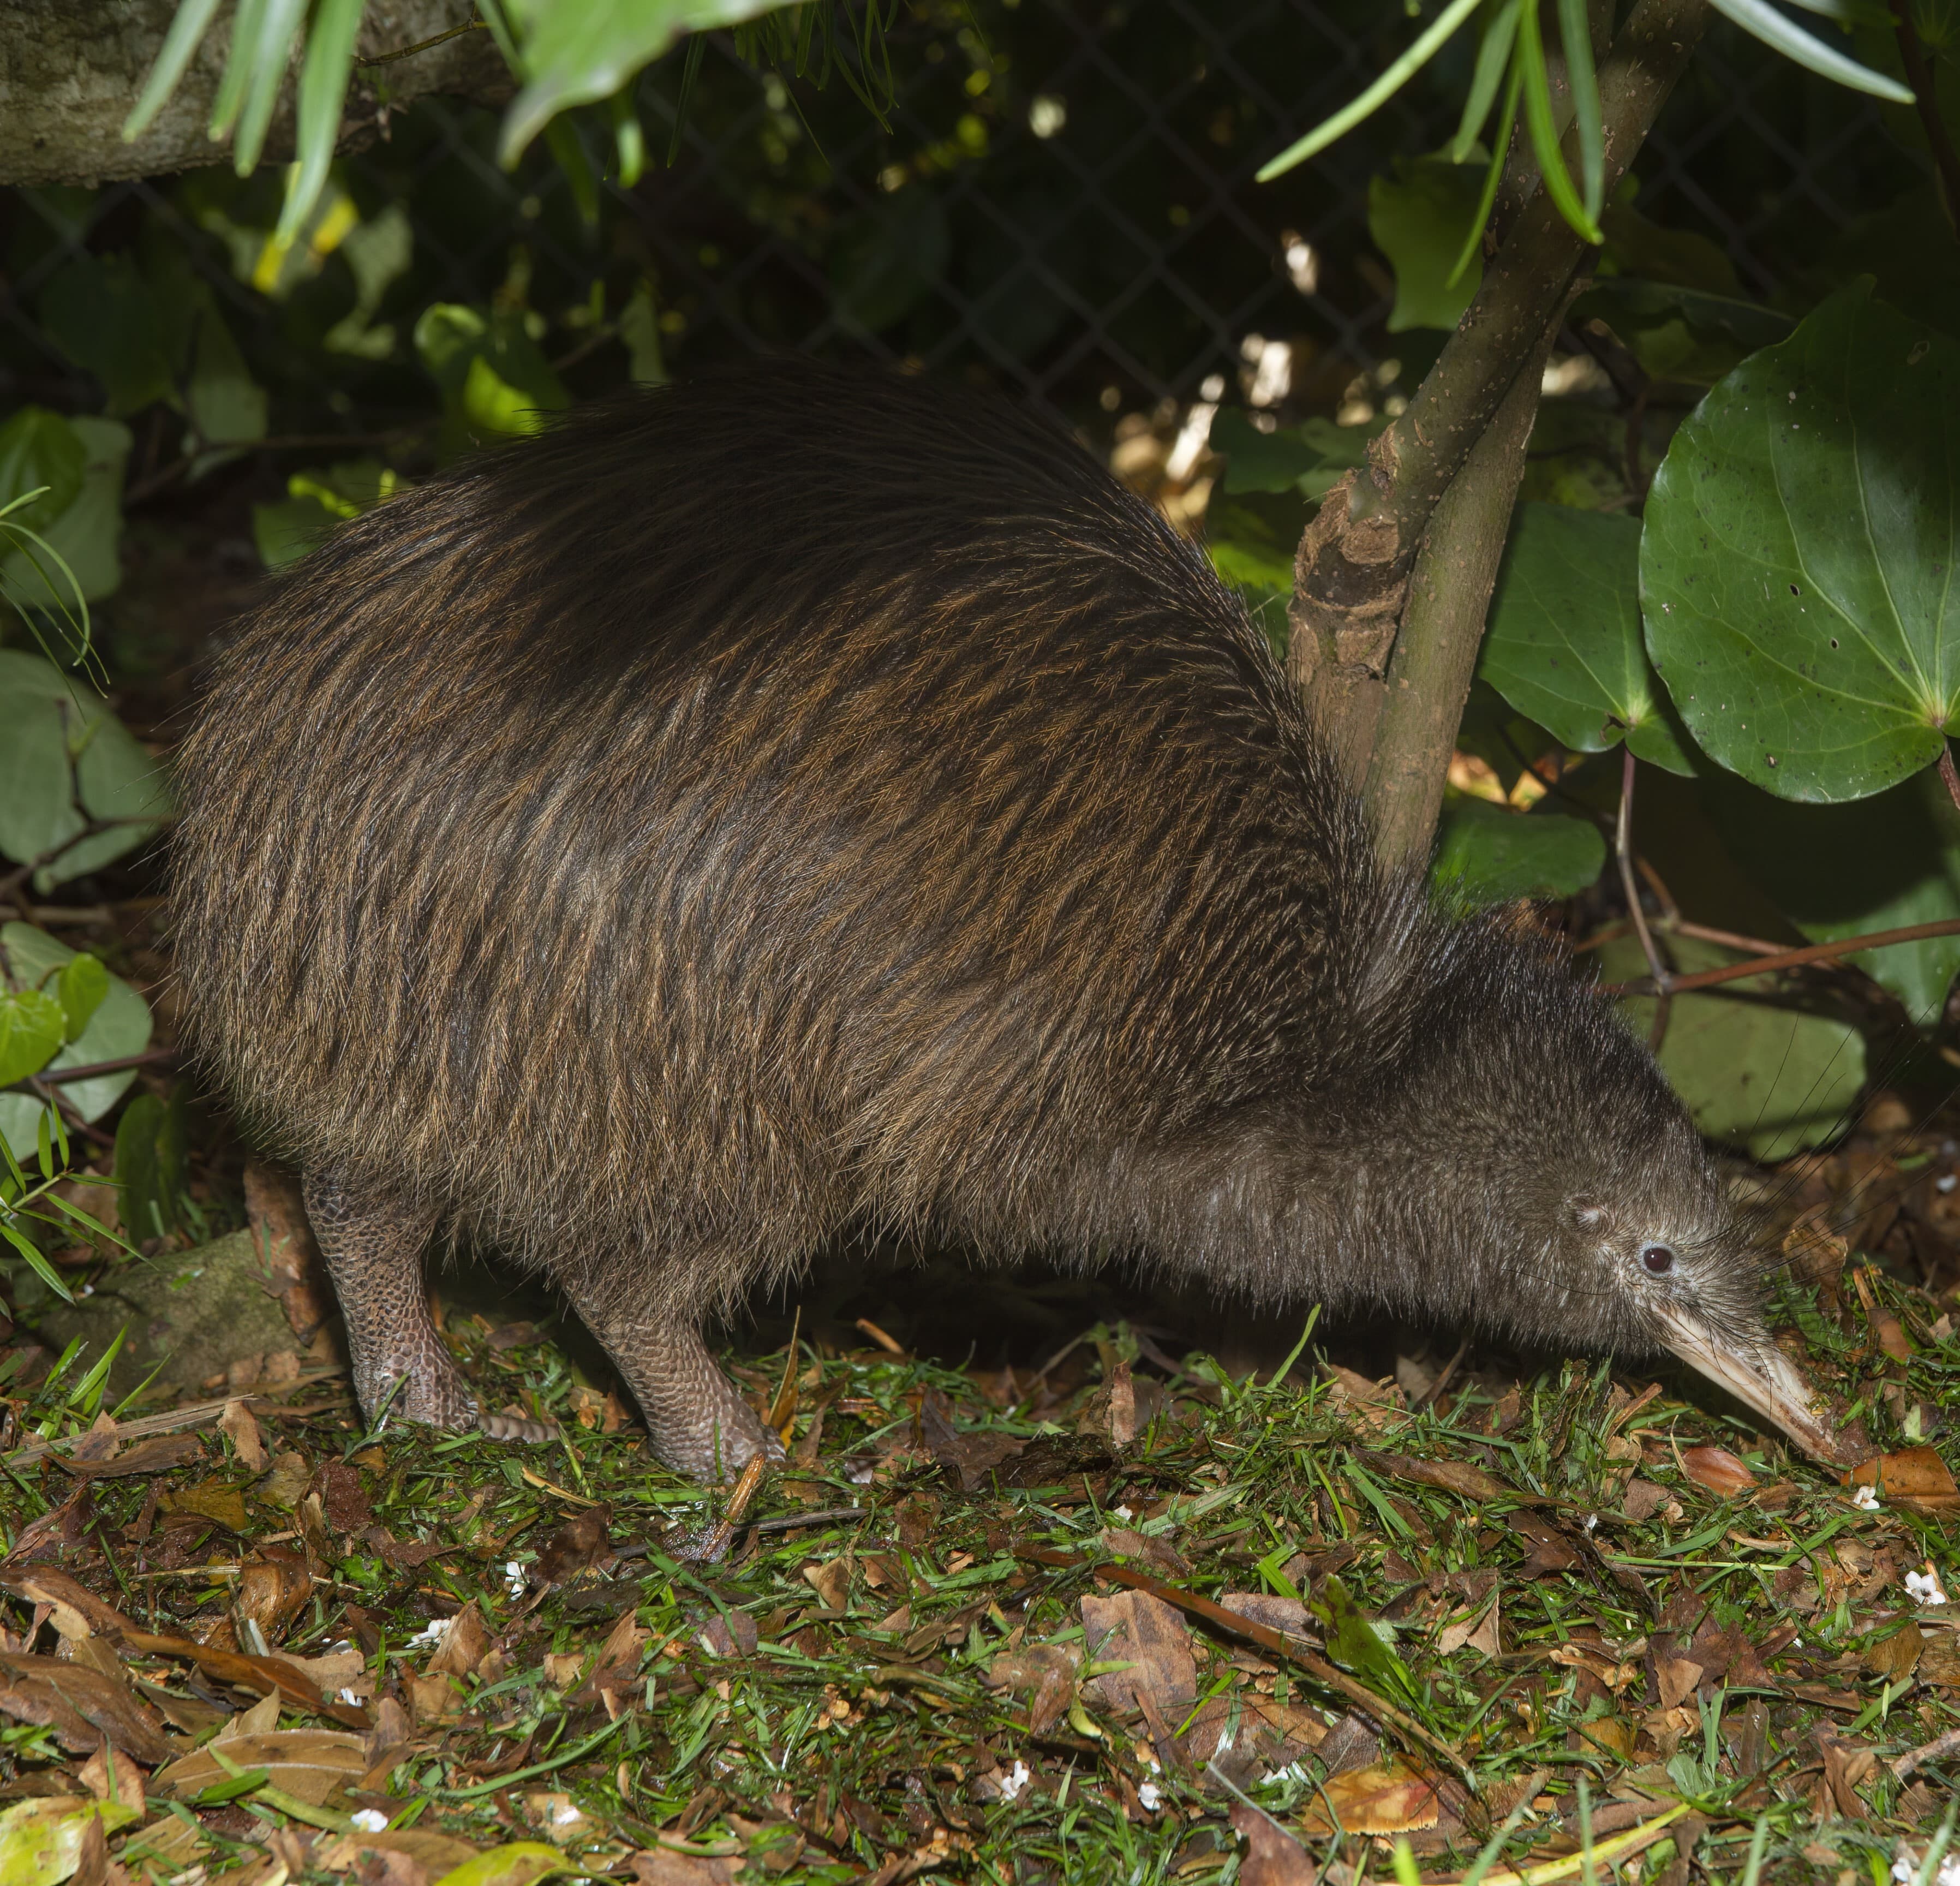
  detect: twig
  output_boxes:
[1600,918,1960,996]
[357,15,487,68]
[121,423,435,508]
[3,1377,345,1469]
[1015,1547,1473,1787]
[1615,748,1672,1049]
[1411,1337,1470,1413]
[1941,744,1960,815]
[0,817,169,912]
[33,1048,177,1087]
[1893,1723,1960,1781]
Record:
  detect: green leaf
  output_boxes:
[1706,0,1914,100]
[1,924,152,1148]
[1450,0,1522,163]
[415,305,567,457]
[232,0,307,175]
[1256,0,1486,180]
[1517,0,1601,244]
[54,957,108,1045]
[1597,205,1743,298]
[114,1090,189,1243]
[1557,0,1605,220]
[498,0,788,166]
[0,685,83,871]
[253,459,401,569]
[1641,282,1960,803]
[463,355,552,438]
[0,990,64,1089]
[37,257,174,417]
[1212,409,1383,498]
[1369,155,1485,332]
[432,1842,575,1886]
[1703,766,1960,1019]
[1573,276,1794,353]
[1312,1573,1418,1705]
[0,1214,74,1307]
[123,0,227,141]
[1600,934,1867,1160]
[0,1792,141,1886]
[0,410,87,535]
[829,188,950,334]
[277,0,365,244]
[1431,799,1606,906]
[1480,503,1693,773]
[0,419,133,611]
[183,296,271,463]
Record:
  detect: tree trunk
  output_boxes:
[1288,0,1711,845]
[0,0,511,189]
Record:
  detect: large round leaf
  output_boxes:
[1479,503,1694,774]
[1641,281,1960,803]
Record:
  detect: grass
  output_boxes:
[0,1236,1955,1886]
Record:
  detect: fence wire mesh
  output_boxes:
[0,1,1929,437]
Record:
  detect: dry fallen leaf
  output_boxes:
[1352,1447,1513,1501]
[1436,1592,1501,1659]
[235,1548,312,1646]
[0,1654,173,1765]
[316,1828,481,1877]
[1865,1622,1923,1684]
[984,1643,1079,1736]
[802,1557,852,1612]
[153,1728,368,1804]
[161,1481,249,1531]
[1229,1804,1318,1885]
[219,1399,268,1474]
[1296,1757,1439,1835]
[428,1602,492,1679]
[1845,1447,1960,1515]
[1101,1527,1192,1580]
[1657,1657,1705,1711]
[1506,1512,1580,1575]
[531,1508,614,1588]
[1680,1446,1757,1496]
[1080,1589,1197,1718]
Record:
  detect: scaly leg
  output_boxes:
[301,1168,547,1441]
[561,1276,784,1481]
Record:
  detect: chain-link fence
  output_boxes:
[0,1,1929,438]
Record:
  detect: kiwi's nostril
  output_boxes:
[1641,1244,1677,1276]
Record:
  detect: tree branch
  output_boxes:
[0,0,512,189]
[1288,0,1712,784]
[1361,307,1565,864]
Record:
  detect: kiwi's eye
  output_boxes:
[1641,1244,1677,1276]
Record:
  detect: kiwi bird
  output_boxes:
[170,365,1837,1478]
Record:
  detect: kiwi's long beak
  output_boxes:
[1651,1301,1853,1465]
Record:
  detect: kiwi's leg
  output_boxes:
[560,1280,785,1482]
[301,1168,547,1442]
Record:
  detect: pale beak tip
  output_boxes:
[1652,1301,1848,1465]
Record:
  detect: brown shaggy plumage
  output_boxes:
[170,363,1773,1476]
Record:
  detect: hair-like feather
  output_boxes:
[170,363,1755,1360]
